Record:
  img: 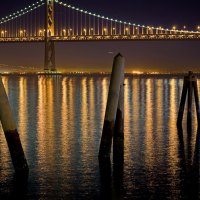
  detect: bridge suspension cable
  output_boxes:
[0,0,200,41]
[0,0,45,38]
[54,0,199,37]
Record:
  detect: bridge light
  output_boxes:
[172,26,176,30]
[103,28,107,35]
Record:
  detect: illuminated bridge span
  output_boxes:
[0,0,200,70]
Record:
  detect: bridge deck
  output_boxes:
[0,34,200,43]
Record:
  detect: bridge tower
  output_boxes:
[45,0,55,71]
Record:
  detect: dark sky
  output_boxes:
[0,0,200,72]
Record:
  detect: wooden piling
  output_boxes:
[0,77,28,173]
[177,77,188,127]
[113,74,124,162]
[99,53,125,159]
[187,73,193,130]
[193,80,200,124]
[177,71,200,128]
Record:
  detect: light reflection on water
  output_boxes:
[0,75,199,199]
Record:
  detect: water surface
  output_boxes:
[0,75,199,199]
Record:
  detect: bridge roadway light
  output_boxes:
[20,30,24,37]
[68,28,72,36]
[103,28,107,35]
[112,27,116,35]
[125,27,129,34]
[197,26,200,32]
[39,29,42,36]
[62,29,66,36]
[172,26,177,34]
[83,28,87,35]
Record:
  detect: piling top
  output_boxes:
[188,71,195,79]
[184,71,196,81]
[188,71,193,76]
[114,53,123,59]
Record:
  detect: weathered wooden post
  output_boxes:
[177,76,188,126]
[113,72,124,162]
[193,80,200,125]
[177,71,200,129]
[187,72,193,129]
[99,53,125,159]
[0,77,28,174]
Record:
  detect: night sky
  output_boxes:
[0,0,200,72]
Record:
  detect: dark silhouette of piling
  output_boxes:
[187,75,193,129]
[0,77,28,174]
[177,76,188,125]
[113,73,124,163]
[193,81,200,124]
[177,71,200,129]
[99,53,125,159]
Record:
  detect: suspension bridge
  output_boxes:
[0,0,199,71]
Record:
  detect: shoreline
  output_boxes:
[1,72,200,78]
